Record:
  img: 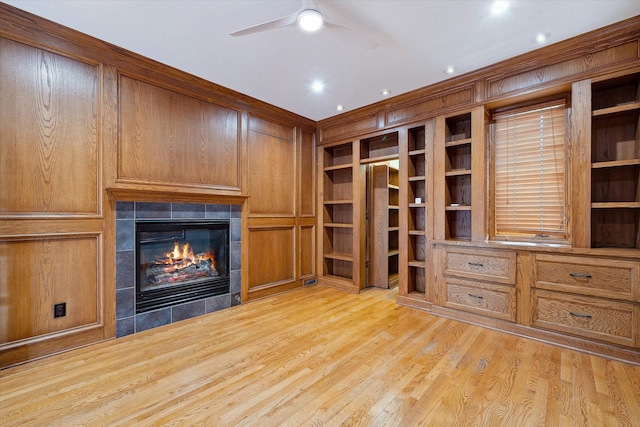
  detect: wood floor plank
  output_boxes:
[1,285,639,427]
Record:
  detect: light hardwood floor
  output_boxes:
[1,285,639,426]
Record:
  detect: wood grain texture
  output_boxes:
[443,246,516,285]
[299,224,315,278]
[1,286,638,426]
[247,116,295,215]
[385,85,475,127]
[487,41,639,100]
[247,227,295,290]
[534,254,638,301]
[299,130,315,217]
[570,79,593,248]
[0,237,99,343]
[444,277,516,322]
[318,112,379,145]
[0,4,316,133]
[532,289,637,348]
[0,37,100,216]
[119,75,240,189]
[471,106,488,242]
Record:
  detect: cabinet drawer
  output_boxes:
[445,278,516,322]
[534,254,639,301]
[443,247,516,284]
[532,290,638,348]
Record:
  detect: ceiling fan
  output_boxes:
[229,0,378,49]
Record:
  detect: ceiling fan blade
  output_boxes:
[229,13,297,37]
[324,20,379,50]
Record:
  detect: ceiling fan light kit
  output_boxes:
[297,9,324,32]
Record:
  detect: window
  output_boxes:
[492,100,567,241]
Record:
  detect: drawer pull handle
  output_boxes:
[569,273,593,279]
[569,311,592,319]
[468,293,484,300]
[468,262,484,267]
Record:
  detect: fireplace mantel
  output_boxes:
[107,186,248,206]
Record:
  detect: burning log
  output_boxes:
[144,243,219,287]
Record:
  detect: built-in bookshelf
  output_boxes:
[443,112,472,240]
[590,73,640,249]
[322,143,355,280]
[407,126,427,296]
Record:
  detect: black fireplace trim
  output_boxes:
[135,219,231,314]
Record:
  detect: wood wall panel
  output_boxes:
[300,131,315,217]
[247,227,295,289]
[487,41,639,100]
[247,116,295,215]
[118,75,240,189]
[385,85,475,126]
[319,112,379,145]
[0,37,100,216]
[300,224,315,278]
[0,236,100,343]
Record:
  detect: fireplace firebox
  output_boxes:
[135,220,230,313]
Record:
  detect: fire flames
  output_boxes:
[158,241,214,272]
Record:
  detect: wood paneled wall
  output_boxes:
[118,75,241,190]
[0,3,315,367]
[245,116,316,301]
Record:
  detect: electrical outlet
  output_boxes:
[53,302,66,318]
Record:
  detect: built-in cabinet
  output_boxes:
[317,21,640,361]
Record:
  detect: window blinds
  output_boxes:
[493,102,566,239]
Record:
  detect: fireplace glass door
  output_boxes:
[136,220,230,313]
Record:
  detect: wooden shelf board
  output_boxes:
[445,169,471,177]
[323,252,353,261]
[388,273,399,285]
[591,202,640,209]
[323,222,354,228]
[408,230,425,236]
[446,236,472,242]
[409,203,426,208]
[324,163,353,172]
[388,250,400,257]
[388,185,400,191]
[388,227,400,232]
[445,138,472,147]
[592,101,640,117]
[592,158,640,169]
[445,205,472,211]
[389,205,400,210]
[360,154,399,164]
[408,261,426,268]
[323,199,354,205]
[409,149,426,156]
[409,176,426,182]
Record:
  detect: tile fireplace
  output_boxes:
[116,202,241,337]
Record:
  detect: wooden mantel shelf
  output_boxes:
[107,185,248,205]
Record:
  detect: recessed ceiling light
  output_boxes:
[297,9,324,33]
[491,1,508,14]
[532,33,550,44]
[444,66,457,75]
[311,80,324,93]
[336,104,344,111]
[380,89,391,96]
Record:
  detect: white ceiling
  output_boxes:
[5,0,640,121]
